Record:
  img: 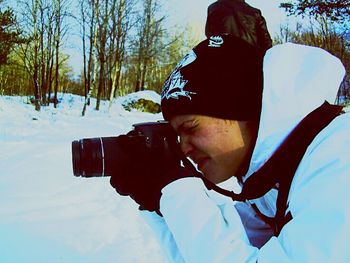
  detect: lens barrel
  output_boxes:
[72,136,125,177]
[72,138,105,177]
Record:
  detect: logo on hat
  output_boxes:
[162,50,197,100]
[208,36,224,47]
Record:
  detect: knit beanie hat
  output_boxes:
[161,34,264,121]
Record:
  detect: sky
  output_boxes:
[163,0,287,38]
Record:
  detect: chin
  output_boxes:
[203,169,231,184]
[202,171,224,184]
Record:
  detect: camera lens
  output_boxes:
[72,137,124,177]
[72,138,105,177]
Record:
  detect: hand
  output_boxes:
[109,134,193,213]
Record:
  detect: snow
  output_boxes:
[1,88,349,262]
[0,92,168,263]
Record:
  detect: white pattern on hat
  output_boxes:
[162,50,197,100]
[208,36,224,47]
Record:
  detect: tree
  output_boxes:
[145,26,199,93]
[75,0,201,112]
[95,0,109,111]
[53,0,71,108]
[80,0,100,116]
[0,50,31,95]
[280,0,350,22]
[279,1,350,103]
[0,1,23,65]
[79,0,135,114]
[107,0,133,109]
[132,0,166,92]
[32,0,40,110]
[14,0,72,110]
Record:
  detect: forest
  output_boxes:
[0,0,349,113]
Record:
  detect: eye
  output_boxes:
[181,120,198,134]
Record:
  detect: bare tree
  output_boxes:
[280,0,350,103]
[79,0,88,98]
[274,18,350,103]
[52,0,70,107]
[133,0,166,92]
[37,0,55,105]
[95,0,109,110]
[280,0,350,23]
[32,0,40,110]
[79,0,135,113]
[147,26,199,92]
[108,0,134,108]
[16,0,71,109]
[80,0,99,116]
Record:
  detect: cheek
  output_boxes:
[191,131,229,155]
[210,131,244,158]
[186,130,212,151]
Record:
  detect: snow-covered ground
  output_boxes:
[1,89,349,263]
[0,92,168,263]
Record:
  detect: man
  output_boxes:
[205,0,272,53]
[110,34,350,262]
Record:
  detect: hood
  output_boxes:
[245,43,346,179]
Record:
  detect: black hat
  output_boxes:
[161,34,264,121]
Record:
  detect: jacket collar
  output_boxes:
[244,43,345,181]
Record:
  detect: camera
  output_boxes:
[71,121,178,177]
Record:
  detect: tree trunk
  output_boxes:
[81,0,88,99]
[40,6,47,105]
[82,0,99,116]
[108,0,125,108]
[53,0,61,108]
[33,0,40,111]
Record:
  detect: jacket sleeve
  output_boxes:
[160,177,258,262]
[140,210,185,263]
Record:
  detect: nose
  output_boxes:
[179,134,193,157]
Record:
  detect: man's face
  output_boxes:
[170,114,255,184]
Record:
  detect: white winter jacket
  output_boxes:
[142,43,350,262]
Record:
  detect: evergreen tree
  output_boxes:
[280,0,350,22]
[0,1,23,65]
